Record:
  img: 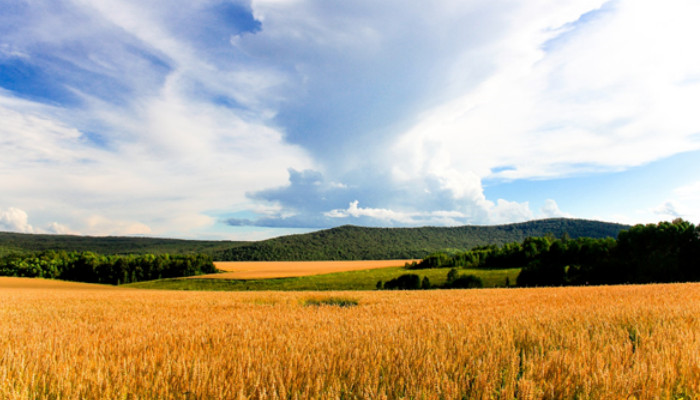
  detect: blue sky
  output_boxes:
[1,0,700,239]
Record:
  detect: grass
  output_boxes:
[2,283,698,398]
[123,267,522,291]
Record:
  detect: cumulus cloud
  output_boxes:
[540,199,572,219]
[242,0,700,229]
[390,0,700,186]
[0,207,34,233]
[45,222,78,235]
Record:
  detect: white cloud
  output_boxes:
[389,0,700,213]
[85,215,152,236]
[540,199,571,219]
[485,199,534,225]
[45,222,78,235]
[325,200,469,226]
[324,197,571,227]
[0,207,34,233]
[325,199,546,226]
[0,0,315,238]
[0,90,313,236]
[0,205,79,235]
[3,0,700,236]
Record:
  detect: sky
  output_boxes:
[1,0,700,240]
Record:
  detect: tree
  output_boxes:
[446,274,483,289]
[384,274,421,290]
[421,276,431,289]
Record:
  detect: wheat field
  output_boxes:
[1,279,698,399]
[0,276,119,290]
[210,260,419,279]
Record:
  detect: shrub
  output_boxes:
[446,274,483,289]
[384,274,421,290]
[421,276,431,289]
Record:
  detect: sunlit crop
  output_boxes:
[1,279,698,399]
[211,260,419,279]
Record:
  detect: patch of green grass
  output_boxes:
[123,267,521,291]
[302,296,359,307]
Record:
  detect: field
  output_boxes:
[0,276,118,290]
[1,279,698,399]
[210,260,420,279]
[127,267,521,291]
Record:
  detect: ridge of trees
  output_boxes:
[0,231,246,258]
[0,218,629,261]
[215,218,629,261]
[0,251,217,285]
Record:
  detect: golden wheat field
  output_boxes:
[210,260,419,279]
[1,280,699,399]
[0,276,119,290]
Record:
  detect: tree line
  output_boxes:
[0,251,217,285]
[410,220,700,287]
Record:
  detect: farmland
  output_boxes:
[0,276,118,290]
[126,266,521,291]
[210,260,420,279]
[1,280,698,399]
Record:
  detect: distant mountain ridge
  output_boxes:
[1,218,630,261]
[0,232,245,257]
[216,218,630,261]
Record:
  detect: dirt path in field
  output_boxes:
[202,260,421,279]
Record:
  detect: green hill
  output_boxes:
[1,218,629,261]
[0,232,246,258]
[215,218,630,261]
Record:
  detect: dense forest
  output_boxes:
[413,219,699,287]
[215,219,628,260]
[0,251,217,285]
[0,231,246,258]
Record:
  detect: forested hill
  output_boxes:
[1,218,629,261]
[0,231,246,258]
[215,218,630,261]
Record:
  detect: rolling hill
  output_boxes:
[214,218,630,260]
[0,231,246,257]
[1,218,629,261]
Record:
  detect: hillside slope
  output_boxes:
[215,218,629,261]
[0,232,246,257]
[1,218,629,261]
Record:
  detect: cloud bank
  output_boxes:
[2,0,699,238]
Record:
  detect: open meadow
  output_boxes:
[1,278,698,399]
